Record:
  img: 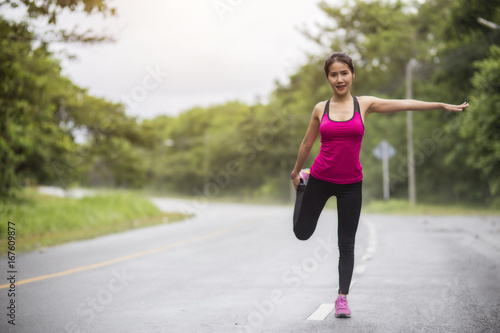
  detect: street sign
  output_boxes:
[372,140,396,201]
[373,140,395,160]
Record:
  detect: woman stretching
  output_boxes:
[291,52,468,318]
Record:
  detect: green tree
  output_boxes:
[0,18,79,196]
[1,0,116,42]
[459,45,500,195]
[62,93,155,189]
[0,0,116,197]
[0,14,154,196]
[432,0,500,202]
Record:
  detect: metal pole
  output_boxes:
[382,140,390,201]
[406,60,416,206]
[204,133,210,184]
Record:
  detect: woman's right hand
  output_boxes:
[292,173,301,191]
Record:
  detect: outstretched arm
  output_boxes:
[292,104,322,190]
[361,96,468,115]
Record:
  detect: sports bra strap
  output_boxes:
[323,99,330,118]
[353,96,360,113]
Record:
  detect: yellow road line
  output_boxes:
[0,219,254,289]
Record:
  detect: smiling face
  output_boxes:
[327,61,355,96]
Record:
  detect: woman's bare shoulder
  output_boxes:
[356,95,377,104]
[313,100,328,114]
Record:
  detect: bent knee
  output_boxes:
[294,229,312,241]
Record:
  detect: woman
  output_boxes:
[291,52,468,318]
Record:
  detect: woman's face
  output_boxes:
[327,61,355,96]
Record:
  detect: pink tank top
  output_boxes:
[310,96,365,184]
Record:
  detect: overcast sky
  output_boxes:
[26,0,331,119]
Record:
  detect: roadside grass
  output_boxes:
[361,199,500,215]
[142,186,500,216]
[0,189,188,254]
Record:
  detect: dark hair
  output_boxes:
[324,52,355,77]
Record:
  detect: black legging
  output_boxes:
[293,174,362,295]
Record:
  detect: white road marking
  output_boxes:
[362,254,372,261]
[306,303,336,321]
[366,245,377,253]
[364,218,378,255]
[352,219,378,285]
[354,264,366,274]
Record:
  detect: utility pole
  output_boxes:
[204,133,210,184]
[406,60,417,206]
[382,140,390,201]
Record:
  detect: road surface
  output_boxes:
[1,198,499,333]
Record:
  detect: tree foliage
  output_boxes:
[1,0,499,205]
[1,0,116,42]
[0,18,78,195]
[0,16,150,197]
[459,45,500,195]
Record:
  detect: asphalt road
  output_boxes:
[1,198,499,333]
